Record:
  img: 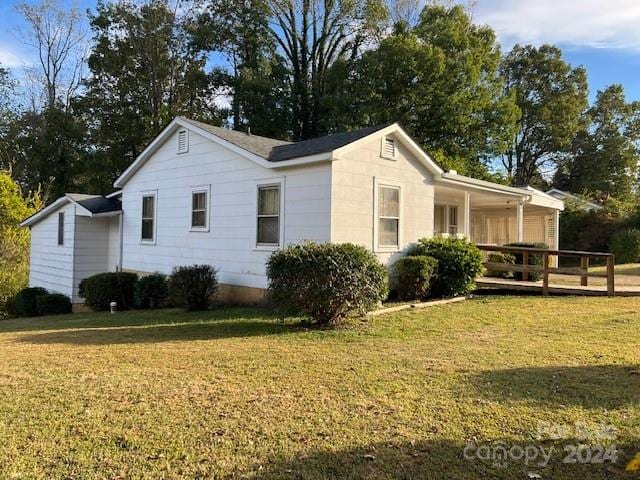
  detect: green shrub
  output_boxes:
[266,242,388,325]
[5,287,48,317]
[168,265,218,311]
[610,229,640,264]
[504,242,549,281]
[135,273,169,309]
[485,252,516,279]
[78,272,138,311]
[408,237,483,297]
[393,256,438,300]
[36,293,72,316]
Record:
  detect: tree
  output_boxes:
[0,170,41,315]
[79,0,221,192]
[324,5,519,178]
[500,44,588,186]
[554,85,640,198]
[16,0,86,110]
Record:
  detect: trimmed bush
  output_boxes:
[5,287,48,318]
[393,255,438,300]
[504,242,549,281]
[79,272,138,311]
[266,242,388,325]
[135,273,169,309]
[610,229,640,264]
[36,293,72,316]
[168,265,218,311]
[485,252,516,279]
[408,237,483,297]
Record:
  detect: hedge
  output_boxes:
[78,272,138,311]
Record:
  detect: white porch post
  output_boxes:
[516,200,524,242]
[463,191,471,239]
[553,209,560,250]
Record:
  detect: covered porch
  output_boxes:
[433,172,563,248]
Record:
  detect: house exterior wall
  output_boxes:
[330,134,435,264]
[28,202,76,298]
[72,216,115,303]
[119,129,332,292]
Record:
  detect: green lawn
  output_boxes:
[0,297,639,479]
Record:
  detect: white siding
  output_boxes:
[72,216,114,303]
[330,134,435,264]
[120,129,332,289]
[29,202,76,298]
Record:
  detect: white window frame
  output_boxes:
[373,178,402,252]
[190,185,210,232]
[380,136,397,160]
[177,129,189,154]
[254,178,285,250]
[434,203,460,237]
[140,190,157,245]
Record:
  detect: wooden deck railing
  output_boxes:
[476,244,616,297]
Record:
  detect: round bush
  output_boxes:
[135,273,169,309]
[485,252,516,279]
[6,287,48,318]
[36,293,72,316]
[504,242,549,281]
[78,272,138,311]
[610,229,640,264]
[168,265,218,311]
[393,255,438,300]
[266,242,388,325]
[408,237,483,297]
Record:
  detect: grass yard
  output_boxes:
[0,297,639,479]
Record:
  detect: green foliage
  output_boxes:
[554,85,640,199]
[407,237,483,297]
[78,272,138,311]
[610,229,640,264]
[6,287,48,318]
[266,242,388,325]
[559,206,626,253]
[504,242,549,281]
[135,273,169,309]
[485,252,516,279]
[36,293,72,316]
[168,265,218,311]
[325,4,518,177]
[0,171,40,318]
[500,44,588,186]
[392,255,438,300]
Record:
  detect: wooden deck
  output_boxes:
[476,277,640,297]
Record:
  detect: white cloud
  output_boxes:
[472,0,640,51]
[0,44,30,68]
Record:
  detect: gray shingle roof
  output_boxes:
[181,117,391,162]
[66,193,122,214]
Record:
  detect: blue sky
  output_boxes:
[1,0,639,103]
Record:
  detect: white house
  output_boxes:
[21,117,564,306]
[545,188,602,212]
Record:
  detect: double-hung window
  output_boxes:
[257,185,280,246]
[191,190,208,230]
[378,185,400,247]
[141,194,155,242]
[448,206,458,235]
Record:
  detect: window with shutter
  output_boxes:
[177,129,188,153]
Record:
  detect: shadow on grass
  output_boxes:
[13,308,303,345]
[239,439,639,480]
[471,365,640,409]
[0,307,279,333]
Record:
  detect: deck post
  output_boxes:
[580,256,589,286]
[522,252,529,282]
[606,255,615,297]
[542,253,550,296]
